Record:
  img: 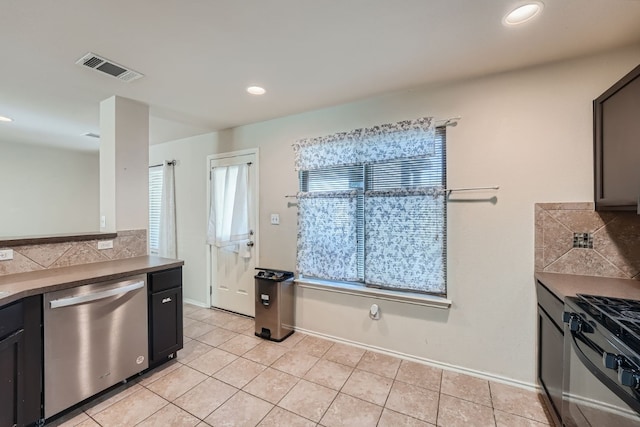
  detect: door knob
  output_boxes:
[246,241,254,247]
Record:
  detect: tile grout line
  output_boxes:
[184,305,551,426]
[143,357,241,425]
[488,378,498,426]
[434,369,442,427]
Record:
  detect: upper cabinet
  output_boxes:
[594,63,640,211]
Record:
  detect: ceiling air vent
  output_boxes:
[75,52,144,82]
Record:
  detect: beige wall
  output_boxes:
[149,132,221,304]
[219,45,640,385]
[0,141,99,237]
[155,45,640,385]
[100,96,150,233]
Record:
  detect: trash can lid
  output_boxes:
[255,268,294,281]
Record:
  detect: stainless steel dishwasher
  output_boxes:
[43,274,149,418]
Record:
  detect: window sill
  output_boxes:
[295,278,451,309]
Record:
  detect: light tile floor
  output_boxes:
[49,304,553,427]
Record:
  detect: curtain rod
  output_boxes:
[447,186,499,194]
[149,160,177,168]
[286,184,499,198]
[436,116,461,127]
[292,117,461,147]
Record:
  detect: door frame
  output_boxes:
[205,148,260,309]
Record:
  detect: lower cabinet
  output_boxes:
[0,296,43,427]
[0,264,184,425]
[0,327,25,427]
[536,281,564,427]
[148,267,184,365]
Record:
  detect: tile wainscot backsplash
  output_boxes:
[0,229,147,276]
[535,203,640,279]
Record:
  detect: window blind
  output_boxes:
[365,127,446,294]
[295,119,446,296]
[148,166,163,254]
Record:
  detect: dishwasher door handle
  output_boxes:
[50,281,145,309]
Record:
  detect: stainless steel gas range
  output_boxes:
[563,295,640,426]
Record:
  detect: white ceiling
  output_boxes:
[1,0,640,151]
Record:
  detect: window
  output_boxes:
[148,166,163,255]
[295,120,446,296]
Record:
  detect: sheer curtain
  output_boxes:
[294,117,447,295]
[207,163,251,257]
[158,161,177,258]
[297,192,360,281]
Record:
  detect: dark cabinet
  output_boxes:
[148,268,183,365]
[594,63,640,211]
[0,328,25,427]
[536,282,563,427]
[0,296,42,427]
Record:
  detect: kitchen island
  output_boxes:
[0,255,183,306]
[0,256,184,426]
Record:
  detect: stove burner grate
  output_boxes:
[577,294,640,354]
[621,310,640,321]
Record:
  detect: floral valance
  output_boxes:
[293,117,435,171]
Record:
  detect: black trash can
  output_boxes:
[254,268,295,342]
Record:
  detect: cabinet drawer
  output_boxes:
[0,300,24,340]
[149,268,182,293]
[536,281,564,329]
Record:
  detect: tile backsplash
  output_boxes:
[535,203,640,279]
[0,229,147,277]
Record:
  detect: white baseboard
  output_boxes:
[294,326,540,393]
[183,298,208,308]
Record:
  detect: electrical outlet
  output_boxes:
[0,249,14,261]
[100,216,106,228]
[97,240,114,250]
[270,213,280,225]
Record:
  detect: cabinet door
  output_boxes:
[22,296,42,425]
[0,329,25,427]
[150,287,183,363]
[595,63,640,210]
[538,309,563,424]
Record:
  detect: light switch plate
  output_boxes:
[97,240,114,250]
[0,249,14,261]
[270,213,280,225]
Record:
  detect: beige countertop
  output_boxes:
[0,256,184,306]
[535,272,640,301]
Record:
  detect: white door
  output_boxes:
[208,151,258,316]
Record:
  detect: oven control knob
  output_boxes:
[566,314,582,332]
[603,352,621,370]
[618,368,640,389]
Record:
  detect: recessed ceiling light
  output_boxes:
[247,86,266,95]
[504,2,543,26]
[0,115,13,122]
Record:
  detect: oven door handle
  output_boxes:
[49,280,145,309]
[570,331,640,414]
